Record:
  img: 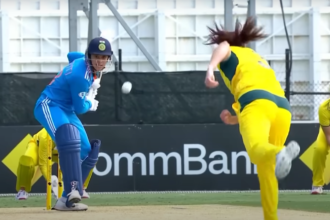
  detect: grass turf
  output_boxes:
[0,192,329,213]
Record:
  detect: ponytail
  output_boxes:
[205,16,267,47]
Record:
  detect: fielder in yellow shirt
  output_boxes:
[311,98,330,194]
[204,17,300,220]
[15,128,94,200]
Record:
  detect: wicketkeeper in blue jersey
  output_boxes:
[34,37,113,211]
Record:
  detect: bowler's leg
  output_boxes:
[239,100,293,220]
[239,101,279,220]
[257,107,292,220]
[256,163,278,220]
[239,100,282,164]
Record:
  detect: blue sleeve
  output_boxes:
[70,74,92,115]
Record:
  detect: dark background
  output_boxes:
[0,123,320,194]
[0,71,322,194]
[0,71,233,125]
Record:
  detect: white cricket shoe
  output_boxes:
[52,197,88,211]
[311,186,323,195]
[275,140,300,180]
[82,190,90,199]
[67,189,82,205]
[51,175,59,199]
[16,190,28,200]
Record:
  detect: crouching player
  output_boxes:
[15,128,94,200]
[34,37,112,211]
[311,99,330,194]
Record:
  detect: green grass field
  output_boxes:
[0,192,330,213]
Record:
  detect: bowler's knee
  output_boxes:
[247,142,267,165]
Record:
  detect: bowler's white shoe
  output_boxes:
[275,141,300,180]
[311,186,323,195]
[52,197,88,211]
[82,190,90,199]
[16,190,28,200]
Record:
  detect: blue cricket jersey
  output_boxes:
[38,52,94,114]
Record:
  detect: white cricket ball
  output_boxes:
[121,81,132,94]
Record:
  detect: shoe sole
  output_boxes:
[286,141,300,159]
[275,141,300,180]
[52,200,87,211]
[52,201,87,211]
[275,158,292,180]
[52,207,88,211]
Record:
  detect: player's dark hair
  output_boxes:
[205,16,267,47]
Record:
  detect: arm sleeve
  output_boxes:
[70,74,92,114]
[319,100,330,127]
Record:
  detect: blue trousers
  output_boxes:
[34,97,91,198]
[34,97,91,162]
